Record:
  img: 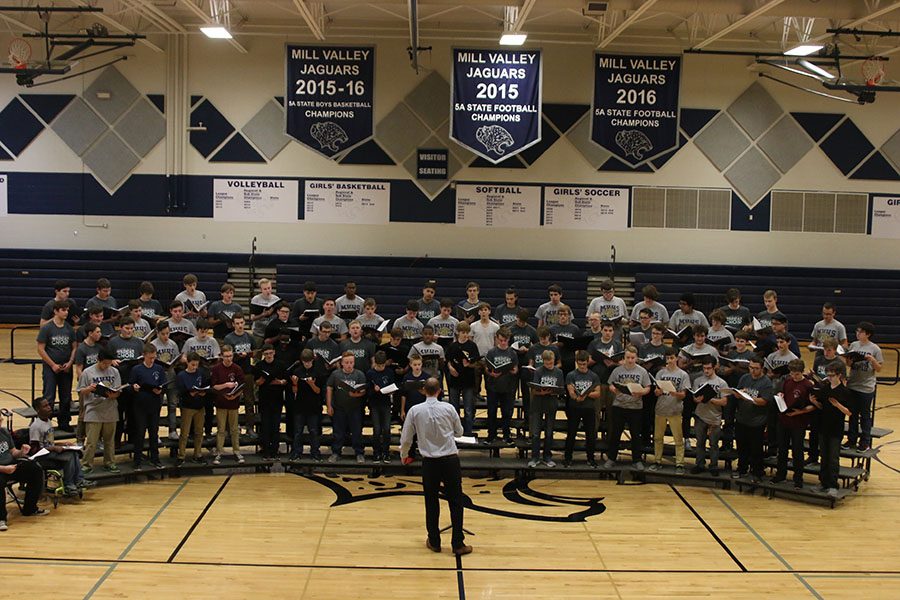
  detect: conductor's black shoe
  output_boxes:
[453,545,473,556]
[426,539,441,553]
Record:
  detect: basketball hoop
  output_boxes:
[861,56,885,87]
[8,38,31,70]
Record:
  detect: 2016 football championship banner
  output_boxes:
[285,44,375,159]
[450,48,542,164]
[591,53,681,167]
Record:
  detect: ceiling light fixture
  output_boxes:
[200,26,232,39]
[798,58,836,79]
[784,43,824,56]
[499,32,527,46]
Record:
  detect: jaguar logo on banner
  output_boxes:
[285,45,375,159]
[451,48,542,164]
[591,53,681,167]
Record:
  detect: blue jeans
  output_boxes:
[291,411,321,458]
[39,451,83,489]
[369,398,392,458]
[486,390,514,440]
[448,386,476,436]
[847,389,875,447]
[42,364,73,428]
[530,395,558,460]
[331,404,364,456]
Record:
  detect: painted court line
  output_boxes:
[712,491,823,600]
[83,477,192,600]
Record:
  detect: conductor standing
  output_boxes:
[400,377,472,555]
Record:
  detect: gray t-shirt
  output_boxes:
[326,368,367,411]
[532,365,564,396]
[167,317,198,340]
[78,364,122,422]
[29,418,54,449]
[132,317,152,339]
[394,316,424,341]
[41,298,79,324]
[654,366,690,417]
[719,305,751,330]
[470,320,500,356]
[106,335,145,362]
[250,293,282,337]
[811,319,847,345]
[151,338,180,365]
[182,336,221,360]
[74,342,101,369]
[535,301,564,326]
[340,338,376,371]
[630,300,669,325]
[427,315,459,340]
[85,295,118,337]
[706,326,735,348]
[692,373,727,425]
[335,295,366,318]
[306,337,341,365]
[311,314,349,336]
[586,296,628,322]
[175,290,207,323]
[669,309,709,332]
[410,340,445,377]
[356,313,385,330]
[565,368,601,409]
[36,320,75,364]
[847,340,883,393]
[735,373,774,427]
[608,364,650,409]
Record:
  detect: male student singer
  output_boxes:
[400,377,472,556]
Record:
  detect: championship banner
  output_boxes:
[285,45,375,159]
[450,48,542,164]
[591,53,681,167]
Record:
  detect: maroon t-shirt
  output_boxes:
[211,361,245,409]
[780,377,814,428]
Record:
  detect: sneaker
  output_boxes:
[327,454,339,463]
[587,459,597,468]
[212,455,221,465]
[675,465,685,475]
[731,471,743,479]
[134,463,144,472]
[64,487,80,497]
[28,508,50,517]
[168,431,180,441]
[527,459,540,468]
[709,468,720,477]
[97,441,105,452]
[633,461,645,471]
[690,465,704,474]
[841,442,853,450]
[236,453,245,464]
[104,464,120,473]
[603,459,616,469]
[858,443,871,452]
[382,456,391,464]
[749,475,761,484]
[151,461,164,469]
[175,459,185,467]
[683,439,692,452]
[77,480,97,489]
[827,487,839,497]
[503,438,515,446]
[190,456,205,464]
[0,521,6,531]
[544,459,556,468]
[356,455,365,464]
[314,456,325,463]
[648,463,661,472]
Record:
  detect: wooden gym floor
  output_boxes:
[3,329,900,599]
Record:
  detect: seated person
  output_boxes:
[0,413,48,528]
[29,398,95,496]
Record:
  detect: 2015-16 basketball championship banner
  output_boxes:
[450,48,542,164]
[591,53,681,167]
[285,44,375,159]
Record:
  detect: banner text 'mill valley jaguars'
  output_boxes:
[285,45,375,159]
[591,53,681,167]
[451,48,542,164]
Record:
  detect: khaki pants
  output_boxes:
[216,408,241,454]
[83,421,116,469]
[653,414,684,466]
[179,407,205,459]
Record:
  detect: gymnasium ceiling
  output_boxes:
[0,0,898,57]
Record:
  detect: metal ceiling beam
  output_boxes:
[176,0,248,53]
[808,0,900,44]
[66,0,164,52]
[691,0,787,49]
[597,0,658,49]
[123,0,186,33]
[0,12,40,33]
[292,0,325,40]
[512,0,537,32]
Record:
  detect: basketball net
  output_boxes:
[7,38,31,70]
[862,57,885,87]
